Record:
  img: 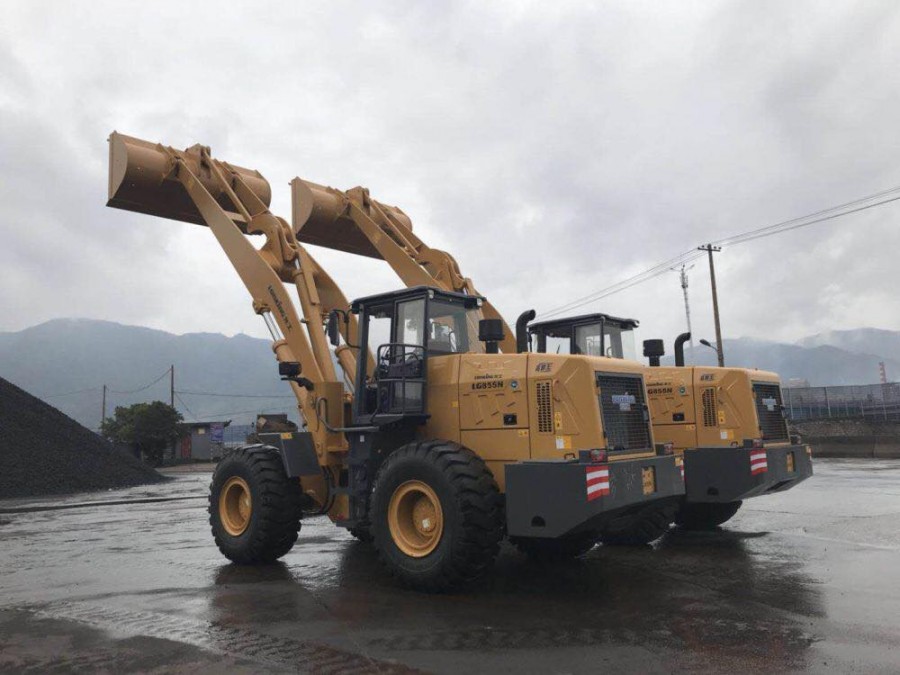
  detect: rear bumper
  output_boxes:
[682,444,813,504]
[504,455,685,538]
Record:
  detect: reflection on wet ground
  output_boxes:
[1,459,899,673]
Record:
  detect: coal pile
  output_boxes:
[0,377,164,499]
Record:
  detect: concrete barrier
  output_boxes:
[792,419,900,459]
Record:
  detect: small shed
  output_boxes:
[179,420,230,461]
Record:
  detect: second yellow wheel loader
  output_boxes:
[527,313,813,530]
[105,132,685,591]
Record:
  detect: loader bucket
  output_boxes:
[107,132,271,229]
[291,177,413,259]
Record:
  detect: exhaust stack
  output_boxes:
[515,309,536,353]
[674,332,691,367]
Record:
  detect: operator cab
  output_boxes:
[350,286,487,426]
[528,313,639,360]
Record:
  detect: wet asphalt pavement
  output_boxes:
[1,458,899,674]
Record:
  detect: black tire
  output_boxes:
[510,531,597,561]
[370,440,503,592]
[600,501,679,546]
[209,446,304,564]
[349,524,373,543]
[675,501,743,530]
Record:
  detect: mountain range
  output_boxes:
[0,319,897,430]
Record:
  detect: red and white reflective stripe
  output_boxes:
[679,463,685,481]
[750,449,768,475]
[586,465,610,501]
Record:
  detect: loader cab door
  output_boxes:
[351,287,486,426]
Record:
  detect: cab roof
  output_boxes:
[529,312,639,337]
[350,285,484,312]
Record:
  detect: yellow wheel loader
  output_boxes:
[527,313,813,531]
[106,133,685,590]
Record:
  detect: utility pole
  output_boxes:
[101,384,107,428]
[676,264,695,363]
[170,364,175,407]
[698,244,724,367]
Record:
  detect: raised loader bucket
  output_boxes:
[107,132,272,229]
[291,177,413,259]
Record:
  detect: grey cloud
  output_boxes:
[1,0,899,353]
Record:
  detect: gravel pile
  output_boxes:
[0,376,164,499]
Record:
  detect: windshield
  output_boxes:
[574,321,637,360]
[427,298,484,355]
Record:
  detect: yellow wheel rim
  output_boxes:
[388,480,444,557]
[219,476,252,536]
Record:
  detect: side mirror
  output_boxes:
[326,310,341,347]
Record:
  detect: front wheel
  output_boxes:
[675,501,743,530]
[370,440,503,592]
[209,446,304,564]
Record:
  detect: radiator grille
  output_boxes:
[753,382,789,441]
[595,372,652,451]
[701,387,718,427]
[536,380,553,433]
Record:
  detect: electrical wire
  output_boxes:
[107,367,172,394]
[182,406,293,422]
[175,390,295,398]
[43,386,102,398]
[173,392,198,421]
[537,183,900,319]
[713,185,900,247]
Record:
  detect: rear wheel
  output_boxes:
[510,531,597,561]
[370,440,503,592]
[599,501,679,546]
[348,524,373,543]
[675,501,743,530]
[209,446,304,564]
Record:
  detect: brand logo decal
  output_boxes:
[267,285,293,331]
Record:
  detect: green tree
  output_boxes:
[101,401,183,466]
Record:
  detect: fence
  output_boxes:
[784,382,900,421]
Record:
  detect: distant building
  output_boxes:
[785,378,810,388]
[178,421,230,461]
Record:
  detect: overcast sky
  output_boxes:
[2,1,899,349]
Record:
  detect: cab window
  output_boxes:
[575,323,603,356]
[394,298,425,346]
[427,298,484,355]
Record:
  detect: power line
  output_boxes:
[107,368,172,395]
[44,386,102,398]
[713,185,900,247]
[185,406,292,422]
[537,183,900,319]
[173,391,198,421]
[714,192,900,247]
[175,390,295,399]
[539,249,706,319]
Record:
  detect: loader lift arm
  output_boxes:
[107,132,361,479]
[290,178,518,354]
